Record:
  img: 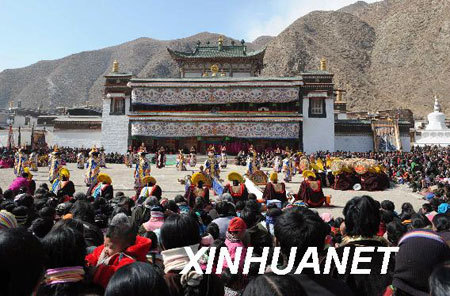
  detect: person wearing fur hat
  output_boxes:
[138,176,162,202]
[185,172,210,208]
[262,172,287,203]
[297,170,325,207]
[89,172,114,200]
[224,172,248,204]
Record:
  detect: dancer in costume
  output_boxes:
[99,147,106,168]
[220,146,228,169]
[176,150,187,171]
[137,176,162,202]
[204,146,220,179]
[189,146,197,167]
[124,146,133,168]
[297,170,325,207]
[156,147,166,169]
[14,148,27,177]
[273,148,282,173]
[134,151,151,196]
[48,146,62,183]
[89,172,113,199]
[85,148,100,187]
[185,172,210,207]
[282,151,293,182]
[262,172,287,204]
[246,146,257,176]
[76,151,85,169]
[52,167,75,202]
[29,150,38,171]
[224,172,248,204]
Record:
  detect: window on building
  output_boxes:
[111,98,125,115]
[309,98,326,118]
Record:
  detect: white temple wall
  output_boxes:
[335,134,374,152]
[53,129,101,148]
[101,98,130,153]
[302,97,335,153]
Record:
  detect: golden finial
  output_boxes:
[218,35,224,50]
[336,90,343,102]
[112,60,119,73]
[320,57,327,71]
[202,71,208,77]
[211,64,219,76]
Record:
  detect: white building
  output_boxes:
[415,98,450,146]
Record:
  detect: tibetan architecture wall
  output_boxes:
[335,134,373,152]
[130,121,300,139]
[101,97,130,153]
[53,129,101,148]
[302,92,335,153]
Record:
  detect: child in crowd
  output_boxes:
[85,213,151,288]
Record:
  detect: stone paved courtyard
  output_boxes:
[1,163,425,217]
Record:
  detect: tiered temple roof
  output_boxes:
[167,38,265,60]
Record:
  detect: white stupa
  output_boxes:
[415,97,450,146]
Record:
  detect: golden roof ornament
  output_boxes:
[336,90,344,102]
[320,57,327,71]
[202,71,208,77]
[218,35,224,50]
[211,64,219,76]
[112,60,119,73]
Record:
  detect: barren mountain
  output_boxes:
[0,32,267,110]
[1,0,450,117]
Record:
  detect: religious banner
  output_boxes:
[132,87,299,106]
[371,119,402,152]
[131,121,300,139]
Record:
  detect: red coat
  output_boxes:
[85,235,151,288]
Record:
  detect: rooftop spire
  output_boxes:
[112,60,119,73]
[434,96,442,112]
[218,35,223,50]
[320,58,327,71]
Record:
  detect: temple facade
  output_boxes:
[101,37,335,154]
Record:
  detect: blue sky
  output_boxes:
[0,0,378,71]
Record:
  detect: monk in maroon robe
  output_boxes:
[262,172,287,203]
[298,176,325,207]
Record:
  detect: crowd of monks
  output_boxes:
[10,144,391,211]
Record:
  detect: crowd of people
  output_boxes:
[1,150,450,295]
[2,145,450,295]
